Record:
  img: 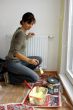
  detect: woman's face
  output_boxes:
[22,22,34,30]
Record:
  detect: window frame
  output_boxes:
[66,0,73,85]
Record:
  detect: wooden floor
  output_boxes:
[0,71,73,110]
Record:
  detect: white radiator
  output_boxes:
[25,36,49,69]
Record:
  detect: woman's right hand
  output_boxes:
[28,58,39,65]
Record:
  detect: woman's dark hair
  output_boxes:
[20,12,36,25]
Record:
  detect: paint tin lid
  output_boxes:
[47,77,59,84]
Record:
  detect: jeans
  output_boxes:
[6,56,42,84]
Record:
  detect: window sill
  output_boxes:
[59,73,73,104]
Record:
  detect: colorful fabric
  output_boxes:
[0,104,34,110]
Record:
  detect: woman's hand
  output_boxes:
[26,32,35,39]
[27,32,35,36]
[28,58,39,65]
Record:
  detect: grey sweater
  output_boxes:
[6,28,28,61]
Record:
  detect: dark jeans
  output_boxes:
[6,56,42,84]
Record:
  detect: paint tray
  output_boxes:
[29,86,48,105]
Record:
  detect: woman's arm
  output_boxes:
[12,31,38,65]
[26,32,35,39]
[15,52,29,62]
[15,52,39,65]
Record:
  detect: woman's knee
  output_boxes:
[32,75,39,83]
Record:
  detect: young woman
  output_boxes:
[6,12,42,84]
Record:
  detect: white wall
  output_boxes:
[0,0,61,70]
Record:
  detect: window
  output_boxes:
[66,0,73,84]
[59,0,73,103]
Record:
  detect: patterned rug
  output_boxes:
[0,104,34,110]
[0,74,62,110]
[23,74,62,108]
